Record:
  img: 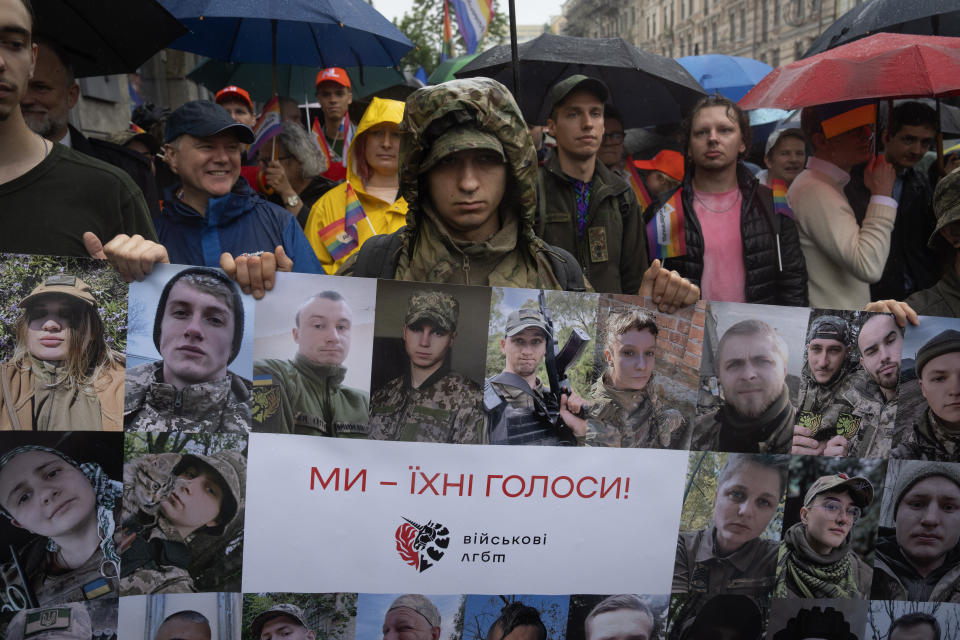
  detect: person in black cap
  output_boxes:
[92,100,325,299]
[893,329,960,460]
[537,74,695,302]
[124,267,251,432]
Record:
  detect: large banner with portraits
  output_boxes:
[2,253,960,640]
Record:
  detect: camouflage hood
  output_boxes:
[398,78,540,248]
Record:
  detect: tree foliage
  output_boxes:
[394,0,509,75]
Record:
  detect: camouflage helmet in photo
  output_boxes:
[404,290,460,333]
[929,168,960,246]
[5,603,94,640]
[251,603,310,637]
[172,449,246,536]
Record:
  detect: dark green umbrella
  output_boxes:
[427,53,480,84]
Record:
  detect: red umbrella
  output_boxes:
[738,33,960,110]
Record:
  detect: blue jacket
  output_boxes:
[157,180,323,273]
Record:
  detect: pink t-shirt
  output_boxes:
[692,187,746,302]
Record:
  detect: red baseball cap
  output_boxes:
[633,149,685,183]
[215,85,254,111]
[315,67,351,89]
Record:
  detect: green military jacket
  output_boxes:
[892,408,960,461]
[253,353,370,437]
[119,516,194,596]
[583,371,689,448]
[538,153,648,294]
[906,268,960,318]
[673,525,778,597]
[369,365,485,443]
[124,361,251,433]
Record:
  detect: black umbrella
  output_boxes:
[32,0,187,77]
[455,33,706,128]
[804,0,960,57]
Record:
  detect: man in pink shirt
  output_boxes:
[648,95,808,306]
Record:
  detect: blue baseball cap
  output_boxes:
[164,100,255,144]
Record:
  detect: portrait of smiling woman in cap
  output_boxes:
[0,273,125,430]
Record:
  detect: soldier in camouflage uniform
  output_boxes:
[484,309,586,445]
[583,309,688,448]
[253,290,370,436]
[691,320,794,453]
[847,313,904,458]
[118,449,245,595]
[0,446,121,635]
[369,291,485,443]
[791,315,857,456]
[125,267,252,432]
[893,330,960,460]
[251,603,314,640]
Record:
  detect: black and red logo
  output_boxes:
[395,517,450,573]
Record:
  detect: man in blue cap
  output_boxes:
[789,99,897,309]
[92,100,324,298]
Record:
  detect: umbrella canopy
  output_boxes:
[158,0,413,67]
[805,0,960,57]
[739,33,960,110]
[186,60,407,103]
[676,55,772,102]
[427,53,481,84]
[455,33,705,127]
[32,0,187,77]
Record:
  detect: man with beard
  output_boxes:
[369,290,485,443]
[691,319,794,454]
[791,315,856,456]
[850,313,905,457]
[484,308,585,446]
[872,460,960,601]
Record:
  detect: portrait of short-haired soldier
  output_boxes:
[849,313,904,458]
[872,460,960,602]
[251,603,316,640]
[692,319,794,453]
[484,308,585,446]
[486,601,547,640]
[253,290,370,436]
[383,594,443,640]
[583,594,654,640]
[154,609,212,640]
[125,267,252,432]
[673,453,788,600]
[582,309,688,448]
[369,291,485,443]
[886,612,941,640]
[893,329,960,461]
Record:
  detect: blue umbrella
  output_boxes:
[158,0,414,68]
[677,55,773,103]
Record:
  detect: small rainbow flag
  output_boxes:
[646,189,686,259]
[318,184,369,260]
[451,0,494,54]
[770,178,795,220]
[248,95,282,157]
[626,159,653,210]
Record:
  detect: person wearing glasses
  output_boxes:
[774,473,875,599]
[598,105,627,180]
[260,122,336,229]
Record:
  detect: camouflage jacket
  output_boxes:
[485,373,571,446]
[583,371,689,448]
[906,267,960,319]
[795,363,854,437]
[691,387,794,454]
[673,526,778,597]
[892,408,960,461]
[124,361,251,433]
[118,515,194,596]
[340,77,583,290]
[842,368,898,458]
[253,353,370,437]
[369,364,485,443]
[14,534,118,630]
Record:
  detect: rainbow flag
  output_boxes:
[313,113,352,169]
[626,159,653,210]
[317,184,369,260]
[248,96,282,157]
[451,0,494,54]
[646,189,686,259]
[770,178,795,220]
[441,0,454,61]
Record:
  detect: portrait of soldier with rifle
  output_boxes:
[484,288,593,446]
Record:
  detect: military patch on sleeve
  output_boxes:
[797,410,822,435]
[24,608,71,637]
[252,384,282,425]
[836,412,862,439]
[588,227,609,263]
